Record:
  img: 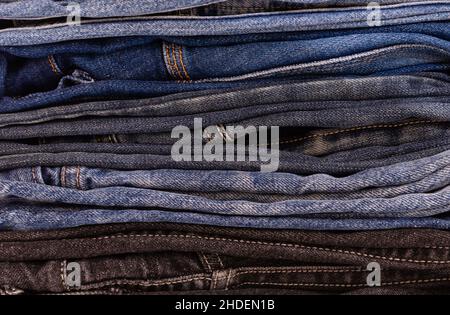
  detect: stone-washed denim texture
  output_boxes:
[0,0,428,19]
[0,2,448,46]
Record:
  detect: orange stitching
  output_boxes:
[171,43,185,81]
[278,120,440,146]
[178,45,191,81]
[164,43,177,80]
[48,55,60,76]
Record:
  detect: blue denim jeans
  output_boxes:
[0,2,448,46]
[0,149,449,231]
[0,74,446,128]
[0,22,448,112]
[0,74,447,175]
[0,0,425,19]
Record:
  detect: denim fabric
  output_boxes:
[0,143,446,175]
[2,223,450,295]
[4,206,450,231]
[2,253,450,294]
[0,74,446,125]
[0,2,448,46]
[0,0,427,19]
[2,121,449,164]
[0,147,449,198]
[0,97,448,138]
[0,0,227,18]
[0,0,449,297]
[0,26,448,112]
[0,149,449,230]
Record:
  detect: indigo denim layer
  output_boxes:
[0,25,448,112]
[0,151,450,230]
[0,121,449,177]
[0,0,429,19]
[0,2,448,46]
[0,74,447,131]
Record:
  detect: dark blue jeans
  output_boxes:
[0,22,448,112]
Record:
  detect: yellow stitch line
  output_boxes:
[178,45,191,81]
[88,234,450,264]
[47,55,60,76]
[278,120,440,146]
[235,278,450,289]
[171,43,185,81]
[164,43,177,80]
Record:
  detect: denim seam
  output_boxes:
[47,55,61,76]
[177,44,191,81]
[233,268,365,275]
[171,43,185,81]
[235,278,450,288]
[306,45,449,72]
[225,269,233,290]
[425,246,450,250]
[162,42,179,80]
[199,252,213,273]
[59,267,423,291]
[85,234,450,264]
[77,275,211,290]
[198,44,450,82]
[69,275,450,291]
[277,120,440,145]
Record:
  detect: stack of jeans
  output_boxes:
[0,0,449,295]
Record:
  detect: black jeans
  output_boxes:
[2,223,450,295]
